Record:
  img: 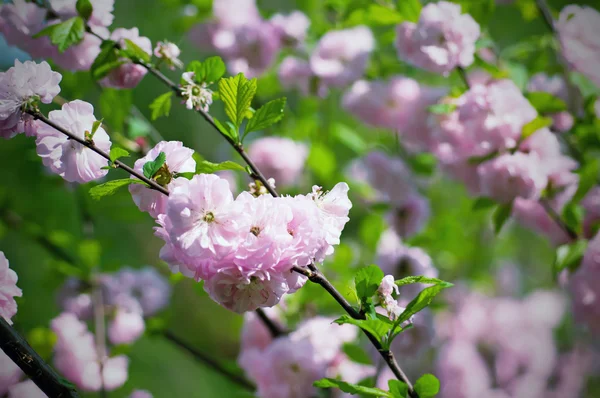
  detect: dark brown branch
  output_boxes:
[0,317,80,397]
[163,330,255,390]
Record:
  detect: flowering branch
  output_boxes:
[0,317,80,398]
[163,330,255,390]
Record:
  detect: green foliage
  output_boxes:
[493,202,514,234]
[455,0,496,24]
[525,92,568,114]
[187,57,226,84]
[218,73,258,135]
[90,40,123,80]
[388,380,408,398]
[195,160,246,174]
[345,4,404,27]
[354,264,384,302]
[314,378,392,397]
[33,17,85,52]
[149,92,174,120]
[244,98,287,138]
[521,116,553,140]
[109,147,130,163]
[414,374,441,398]
[395,276,453,287]
[562,203,584,235]
[307,142,337,181]
[143,152,167,179]
[428,103,457,115]
[396,0,422,23]
[570,159,600,204]
[89,179,148,200]
[122,39,151,63]
[342,343,372,365]
[27,327,57,361]
[334,315,392,343]
[76,0,93,20]
[472,197,497,211]
[78,239,101,269]
[555,240,588,275]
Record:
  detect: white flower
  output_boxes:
[180,72,213,112]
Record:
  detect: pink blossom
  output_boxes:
[0,60,62,139]
[0,251,22,325]
[7,380,46,398]
[154,41,183,70]
[129,390,153,398]
[378,275,399,297]
[53,30,107,72]
[310,26,374,87]
[557,5,600,88]
[290,317,358,364]
[49,0,115,28]
[240,307,282,352]
[35,100,111,183]
[100,28,152,89]
[386,194,431,239]
[436,340,492,397]
[270,11,310,45]
[310,183,353,254]
[0,0,55,59]
[395,1,480,75]
[129,141,196,218]
[224,22,282,78]
[108,308,145,345]
[278,56,315,96]
[0,350,22,396]
[247,137,308,187]
[57,278,93,319]
[477,152,548,204]
[582,187,600,238]
[51,312,129,391]
[568,233,600,333]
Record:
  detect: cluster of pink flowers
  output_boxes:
[0,350,45,397]
[342,78,446,151]
[348,152,431,238]
[0,0,113,72]
[189,0,308,78]
[238,309,374,398]
[0,60,61,139]
[100,28,152,89]
[395,1,480,75]
[247,137,309,187]
[0,251,22,325]
[434,285,591,398]
[430,79,578,213]
[557,5,600,89]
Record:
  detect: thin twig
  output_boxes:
[163,330,255,390]
[540,198,578,240]
[0,318,80,397]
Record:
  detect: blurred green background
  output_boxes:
[1,0,599,396]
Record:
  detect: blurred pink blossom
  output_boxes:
[0,251,22,325]
[247,137,308,187]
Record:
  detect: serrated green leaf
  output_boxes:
[244,98,286,137]
[213,117,239,141]
[396,0,422,23]
[89,179,147,200]
[342,343,372,365]
[195,160,245,174]
[525,92,568,114]
[555,240,588,275]
[472,197,497,210]
[414,374,440,398]
[34,17,85,52]
[355,265,385,302]
[76,0,93,20]
[388,379,408,398]
[493,202,514,234]
[149,92,173,121]
[395,276,453,288]
[334,315,392,343]
[109,147,130,163]
[394,284,451,327]
[121,38,151,63]
[218,73,257,130]
[143,152,167,179]
[314,378,392,397]
[201,56,226,83]
[428,103,457,115]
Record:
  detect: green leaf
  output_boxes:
[555,240,588,274]
[91,119,103,136]
[571,159,600,204]
[521,116,553,140]
[388,380,408,398]
[562,203,584,234]
[472,197,497,211]
[395,284,451,326]
[428,103,457,115]
[245,98,287,136]
[454,0,496,24]
[355,265,384,303]
[414,374,440,398]
[34,17,85,52]
[200,56,227,83]
[109,147,130,163]
[149,92,173,121]
[332,124,367,155]
[218,73,258,130]
[196,160,245,174]
[78,239,101,269]
[76,0,93,20]
[121,38,151,63]
[525,92,568,114]
[90,40,121,80]
[143,152,167,179]
[27,327,57,360]
[334,315,392,343]
[314,378,392,397]
[342,343,372,366]
[395,276,453,288]
[99,88,132,132]
[407,153,437,176]
[468,150,499,165]
[346,4,404,26]
[493,202,514,234]
[396,0,422,23]
[213,117,239,141]
[89,179,147,200]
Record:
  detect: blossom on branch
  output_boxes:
[100,28,152,89]
[0,251,22,325]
